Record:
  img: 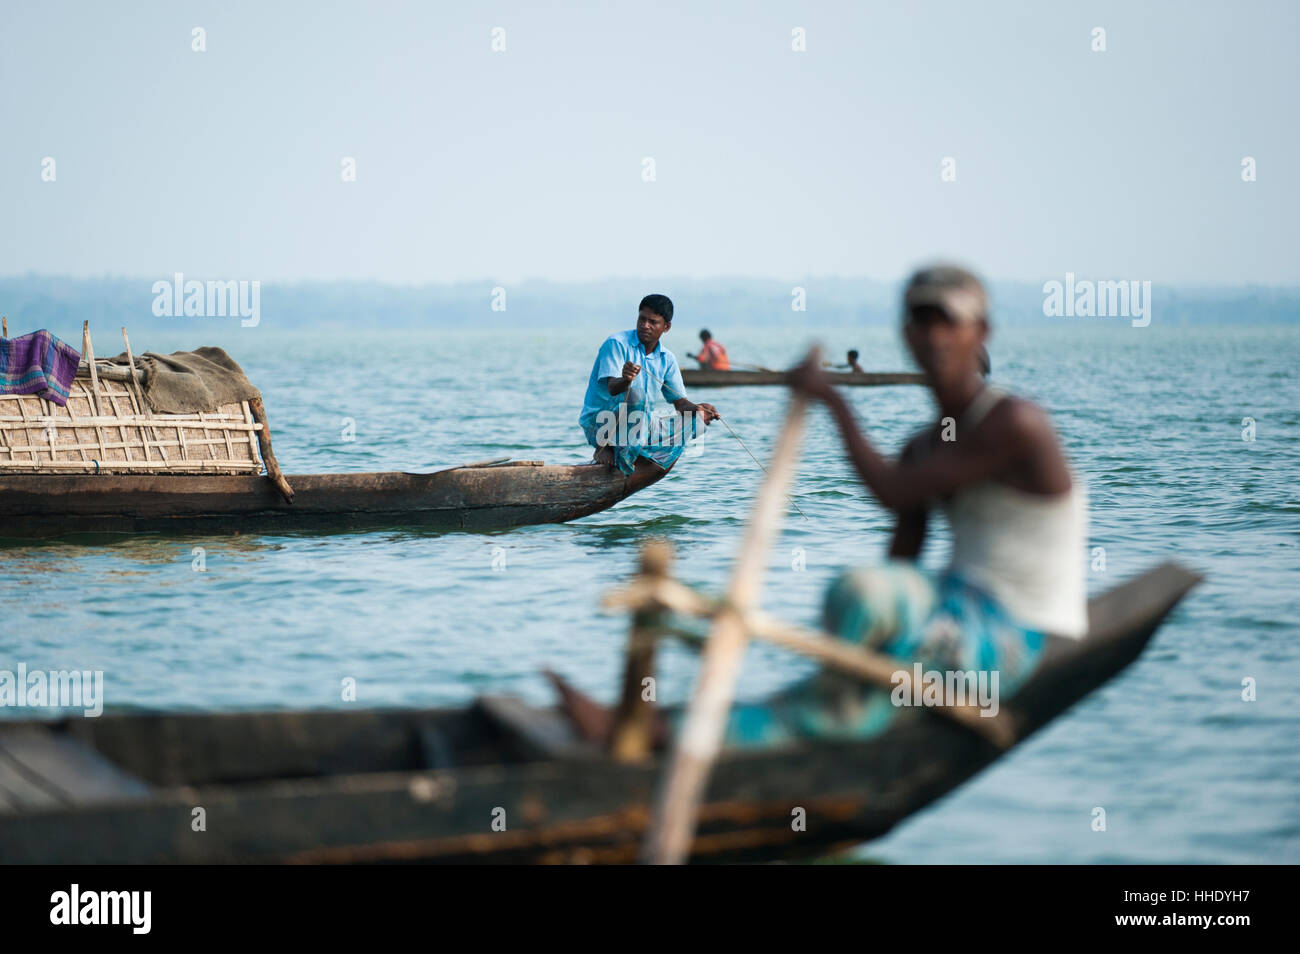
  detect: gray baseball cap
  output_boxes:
[903,265,989,324]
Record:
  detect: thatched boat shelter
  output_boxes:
[0,321,292,499]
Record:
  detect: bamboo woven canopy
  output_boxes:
[0,321,293,500]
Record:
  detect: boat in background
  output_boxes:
[0,459,666,538]
[683,369,925,388]
[0,323,668,538]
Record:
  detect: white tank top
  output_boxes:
[939,388,1089,638]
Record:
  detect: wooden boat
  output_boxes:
[683,369,925,388]
[1,324,672,538]
[0,459,666,538]
[0,562,1198,864]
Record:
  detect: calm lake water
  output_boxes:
[2,321,1297,863]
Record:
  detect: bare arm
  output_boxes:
[605,361,640,396]
[672,396,719,423]
[820,388,1049,512]
[889,507,929,559]
[888,437,930,559]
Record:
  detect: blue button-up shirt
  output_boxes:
[579,330,687,441]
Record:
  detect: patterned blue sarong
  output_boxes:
[583,402,702,474]
[696,562,1046,749]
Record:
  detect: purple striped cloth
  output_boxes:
[0,329,82,406]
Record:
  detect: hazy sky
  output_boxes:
[2,1,1296,285]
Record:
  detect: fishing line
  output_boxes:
[631,347,810,522]
[712,414,810,522]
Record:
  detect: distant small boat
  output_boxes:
[0,460,665,538]
[683,369,925,388]
[0,562,1198,863]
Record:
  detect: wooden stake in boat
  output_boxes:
[1,316,8,338]
[79,320,113,466]
[249,396,295,503]
[81,321,101,415]
[609,539,674,763]
[641,350,816,865]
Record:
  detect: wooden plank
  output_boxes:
[62,708,488,787]
[0,726,152,806]
[474,696,592,761]
[0,749,65,812]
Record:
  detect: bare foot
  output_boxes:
[591,445,616,468]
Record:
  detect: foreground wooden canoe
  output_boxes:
[683,369,926,388]
[0,460,666,537]
[0,563,1198,864]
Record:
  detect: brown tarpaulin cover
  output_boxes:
[102,347,262,414]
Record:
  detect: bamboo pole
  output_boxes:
[0,415,260,430]
[2,316,7,337]
[40,396,57,461]
[120,328,164,462]
[61,384,89,464]
[81,322,102,416]
[0,458,261,472]
[242,399,260,463]
[641,356,815,865]
[80,321,110,463]
[13,393,33,463]
[75,363,144,385]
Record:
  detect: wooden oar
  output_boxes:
[401,457,512,476]
[640,351,815,865]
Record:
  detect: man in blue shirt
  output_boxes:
[580,294,719,474]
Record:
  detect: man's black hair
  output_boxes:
[639,294,673,323]
[847,349,859,361]
[699,329,711,340]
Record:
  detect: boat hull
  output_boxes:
[0,462,666,537]
[0,564,1199,863]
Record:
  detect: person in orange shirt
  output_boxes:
[691,329,731,370]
